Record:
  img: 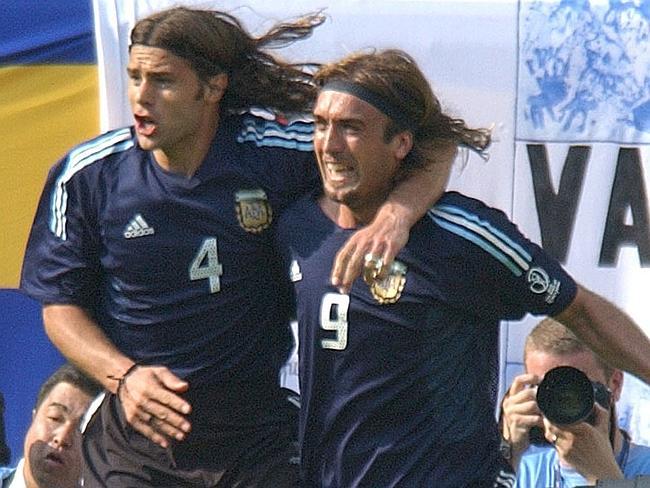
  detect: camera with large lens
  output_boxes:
[528,365,612,445]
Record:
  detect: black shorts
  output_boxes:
[81,388,300,488]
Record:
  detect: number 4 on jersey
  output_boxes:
[189,237,223,293]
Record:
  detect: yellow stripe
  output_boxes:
[0,65,99,287]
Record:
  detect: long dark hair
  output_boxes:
[130,7,325,114]
[315,49,491,174]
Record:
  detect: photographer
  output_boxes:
[501,318,650,487]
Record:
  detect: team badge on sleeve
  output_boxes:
[235,189,273,233]
[369,260,407,304]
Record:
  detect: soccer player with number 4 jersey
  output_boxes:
[19,8,454,488]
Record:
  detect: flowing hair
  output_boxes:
[314,49,491,175]
[130,7,325,113]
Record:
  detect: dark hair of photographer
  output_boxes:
[500,318,650,486]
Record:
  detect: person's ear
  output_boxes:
[393,130,413,161]
[205,73,228,103]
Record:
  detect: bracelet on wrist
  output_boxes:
[107,363,139,396]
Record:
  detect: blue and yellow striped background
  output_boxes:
[1,0,99,287]
[0,0,99,464]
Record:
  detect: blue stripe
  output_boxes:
[237,133,314,151]
[238,125,313,143]
[238,114,315,151]
[50,129,134,240]
[66,128,132,170]
[431,216,524,277]
[243,117,315,134]
[0,1,95,64]
[435,204,532,262]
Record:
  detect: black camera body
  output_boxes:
[529,365,612,445]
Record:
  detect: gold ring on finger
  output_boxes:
[363,253,383,284]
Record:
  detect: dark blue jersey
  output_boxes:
[275,191,577,488]
[21,111,317,401]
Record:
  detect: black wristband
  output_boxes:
[108,363,139,397]
[499,436,513,462]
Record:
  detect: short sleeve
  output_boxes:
[428,193,577,321]
[20,155,101,308]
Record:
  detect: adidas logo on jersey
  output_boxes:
[124,214,154,239]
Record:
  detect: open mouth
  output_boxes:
[134,114,157,137]
[325,162,355,183]
[44,452,64,466]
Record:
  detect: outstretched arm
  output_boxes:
[554,284,650,384]
[43,304,192,448]
[331,143,456,293]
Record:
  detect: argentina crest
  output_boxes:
[370,260,407,305]
[235,189,272,233]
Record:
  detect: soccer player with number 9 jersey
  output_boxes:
[276,49,650,488]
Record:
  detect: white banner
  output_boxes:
[93,0,650,445]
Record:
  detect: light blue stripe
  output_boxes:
[243,117,314,134]
[66,128,131,172]
[431,216,523,277]
[431,207,531,272]
[238,125,314,143]
[52,129,129,231]
[236,133,314,151]
[50,129,133,240]
[239,115,315,151]
[434,204,532,262]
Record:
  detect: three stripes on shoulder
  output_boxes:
[237,109,314,152]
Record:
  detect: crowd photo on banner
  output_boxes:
[3,0,650,487]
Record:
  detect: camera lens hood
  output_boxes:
[536,365,595,425]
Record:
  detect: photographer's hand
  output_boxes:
[501,373,545,469]
[544,406,623,485]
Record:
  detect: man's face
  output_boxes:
[23,382,93,488]
[127,45,223,160]
[313,90,408,219]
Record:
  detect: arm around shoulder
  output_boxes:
[331,143,456,292]
[553,285,650,385]
[379,142,456,231]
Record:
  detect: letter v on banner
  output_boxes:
[526,144,590,264]
[600,148,650,267]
